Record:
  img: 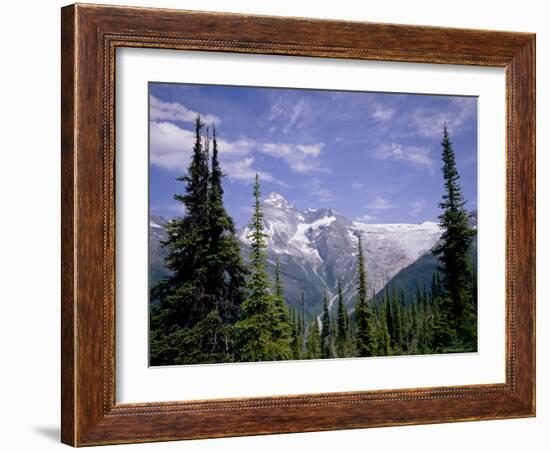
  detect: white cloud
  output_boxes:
[240,206,254,215]
[298,144,323,157]
[309,178,333,202]
[223,157,266,182]
[356,213,376,222]
[150,121,255,170]
[372,104,395,121]
[261,142,327,173]
[150,121,195,171]
[150,95,220,125]
[351,182,364,190]
[149,115,323,183]
[222,157,286,186]
[289,98,307,125]
[373,142,434,170]
[217,138,256,158]
[412,97,476,138]
[365,196,395,210]
[268,96,312,135]
[149,121,256,171]
[410,200,426,215]
[149,120,281,185]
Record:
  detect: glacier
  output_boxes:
[149,193,443,317]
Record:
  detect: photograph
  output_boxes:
[1,0,542,448]
[148,83,478,366]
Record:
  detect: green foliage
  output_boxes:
[377,301,392,356]
[354,234,378,357]
[206,127,247,324]
[272,258,294,355]
[150,119,477,366]
[320,291,333,358]
[306,319,322,359]
[290,307,302,359]
[235,175,293,361]
[150,117,245,365]
[432,125,477,350]
[336,280,351,357]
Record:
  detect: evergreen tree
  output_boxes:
[385,289,394,350]
[331,315,337,354]
[400,289,411,353]
[336,280,350,357]
[150,117,242,365]
[429,273,457,352]
[471,265,478,317]
[432,125,477,350]
[390,285,404,353]
[236,175,292,361]
[377,300,392,356]
[290,308,302,359]
[354,234,378,357]
[418,284,431,353]
[409,301,419,354]
[320,291,332,358]
[205,126,248,351]
[431,271,442,302]
[300,292,306,333]
[272,258,293,355]
[299,292,307,355]
[306,319,322,359]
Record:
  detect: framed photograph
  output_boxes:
[61,3,536,446]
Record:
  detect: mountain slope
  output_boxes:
[149,193,445,317]
[385,233,478,306]
[238,192,441,316]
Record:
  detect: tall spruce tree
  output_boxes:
[336,280,349,357]
[306,319,322,359]
[272,258,293,357]
[290,308,302,359]
[150,116,238,365]
[205,127,248,352]
[236,175,292,361]
[432,125,477,350]
[354,234,378,357]
[320,291,332,358]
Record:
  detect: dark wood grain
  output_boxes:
[60,5,76,445]
[61,3,536,446]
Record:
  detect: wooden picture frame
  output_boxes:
[61,3,536,446]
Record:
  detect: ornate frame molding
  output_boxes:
[61,4,535,446]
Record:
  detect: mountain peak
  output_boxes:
[264,192,293,209]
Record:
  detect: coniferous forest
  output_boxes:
[149,116,477,366]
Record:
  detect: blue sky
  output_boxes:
[149,83,477,227]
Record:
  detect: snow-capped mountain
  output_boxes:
[149,193,442,316]
[238,192,442,314]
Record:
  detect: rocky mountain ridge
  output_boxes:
[150,192,443,316]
